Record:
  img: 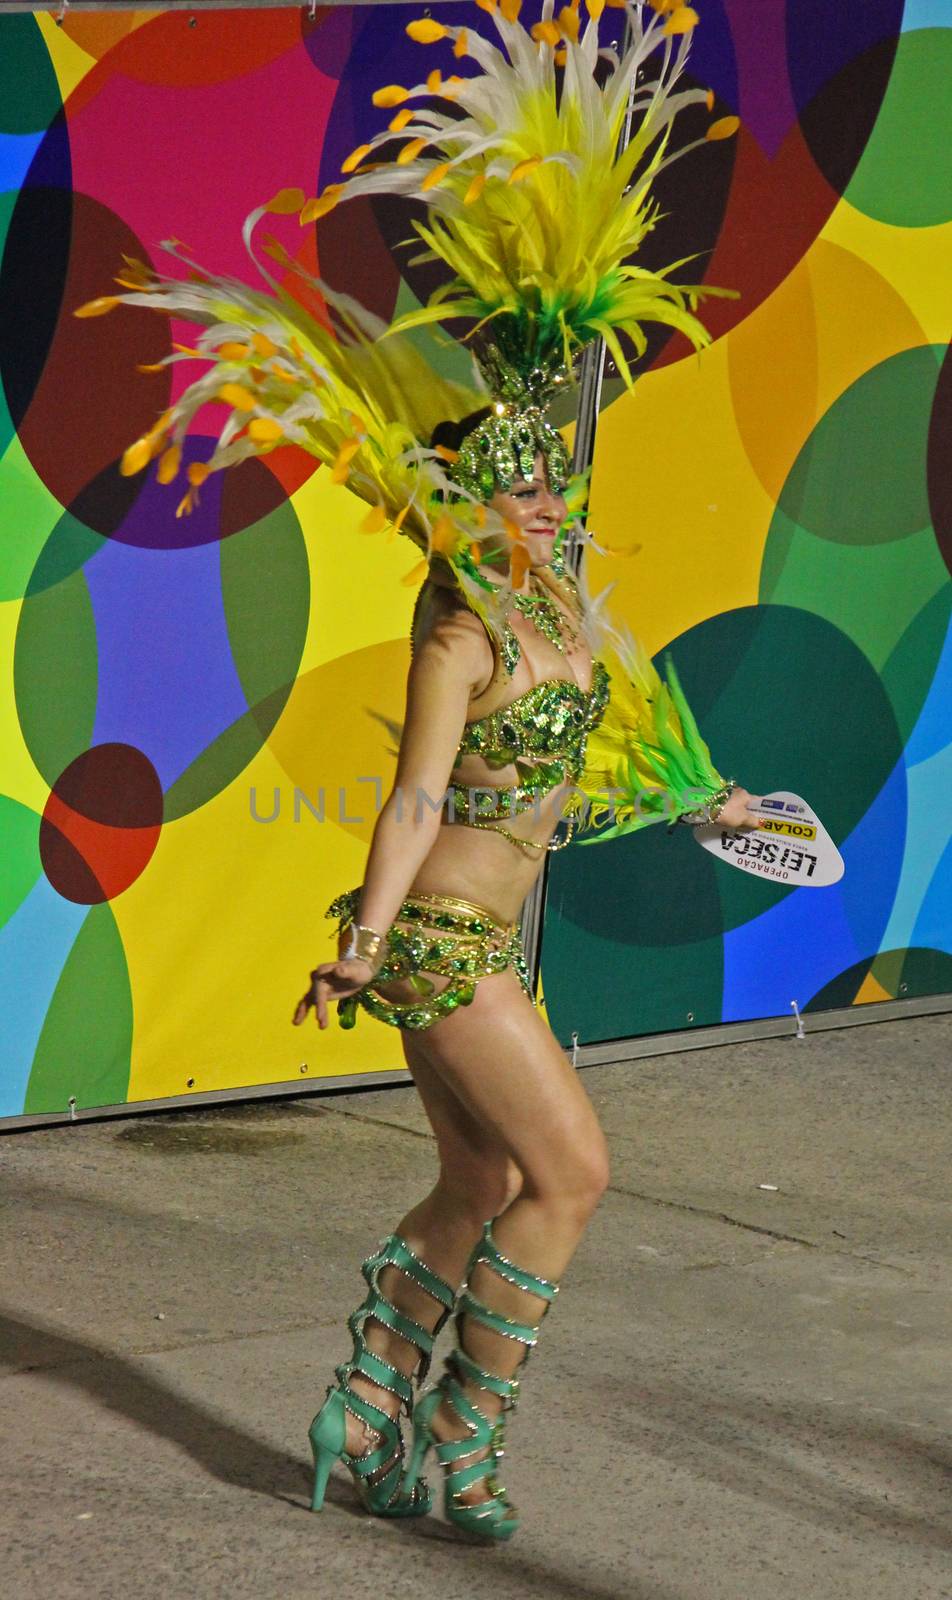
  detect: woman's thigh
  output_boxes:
[406,970,609,1201]
[402,1032,521,1210]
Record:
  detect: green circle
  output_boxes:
[0,795,42,931]
[767,347,944,549]
[845,30,952,227]
[0,17,62,134]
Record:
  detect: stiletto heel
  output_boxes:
[307,1235,456,1519]
[308,1388,347,1511]
[401,1386,442,1497]
[412,1222,560,1543]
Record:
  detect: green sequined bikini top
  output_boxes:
[454,659,611,788]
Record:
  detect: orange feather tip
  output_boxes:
[300,187,342,223]
[663,7,699,34]
[119,438,152,476]
[73,296,121,318]
[508,155,542,184]
[707,115,740,140]
[557,5,580,41]
[429,513,458,556]
[217,383,256,411]
[531,19,561,45]
[248,418,283,442]
[422,161,453,192]
[406,18,448,42]
[264,187,307,215]
[341,143,372,174]
[360,504,389,534]
[156,444,181,485]
[398,136,430,165]
[509,546,531,586]
[372,84,409,108]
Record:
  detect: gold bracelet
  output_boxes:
[341,922,386,967]
[678,779,736,828]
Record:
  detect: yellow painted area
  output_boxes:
[37,9,157,97]
[807,237,927,412]
[0,601,48,815]
[292,471,420,676]
[112,737,404,1103]
[589,197,944,663]
[821,202,952,345]
[36,14,98,99]
[854,971,893,1006]
[726,240,925,508]
[587,340,774,655]
[726,255,820,507]
[267,637,408,849]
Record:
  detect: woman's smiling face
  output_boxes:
[488,453,567,573]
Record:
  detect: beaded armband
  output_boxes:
[677,780,736,828]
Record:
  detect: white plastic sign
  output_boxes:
[694,790,844,888]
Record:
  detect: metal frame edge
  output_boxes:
[4,993,949,1132]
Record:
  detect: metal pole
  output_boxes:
[521,14,636,994]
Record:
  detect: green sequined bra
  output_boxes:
[451,659,611,822]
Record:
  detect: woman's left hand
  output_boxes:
[715,785,764,831]
[293,958,376,1029]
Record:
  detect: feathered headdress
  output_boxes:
[76,0,737,637]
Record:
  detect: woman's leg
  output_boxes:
[402,968,611,1508]
[341,1037,523,1456]
[417,966,609,1280]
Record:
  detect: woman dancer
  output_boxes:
[80,0,756,1539]
[294,442,758,1538]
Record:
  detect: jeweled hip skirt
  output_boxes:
[325,887,534,1031]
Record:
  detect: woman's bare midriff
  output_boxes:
[407,771,572,926]
[374,792,561,1006]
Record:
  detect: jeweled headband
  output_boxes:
[447,336,572,500]
[450,403,571,499]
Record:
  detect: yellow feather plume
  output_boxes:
[309,0,739,380]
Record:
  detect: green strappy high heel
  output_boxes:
[309,1234,456,1518]
[402,1221,559,1541]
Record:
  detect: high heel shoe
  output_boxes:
[308,1234,456,1518]
[402,1221,559,1541]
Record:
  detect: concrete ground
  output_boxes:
[2,1013,951,1600]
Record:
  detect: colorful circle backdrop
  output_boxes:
[0,3,949,1117]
